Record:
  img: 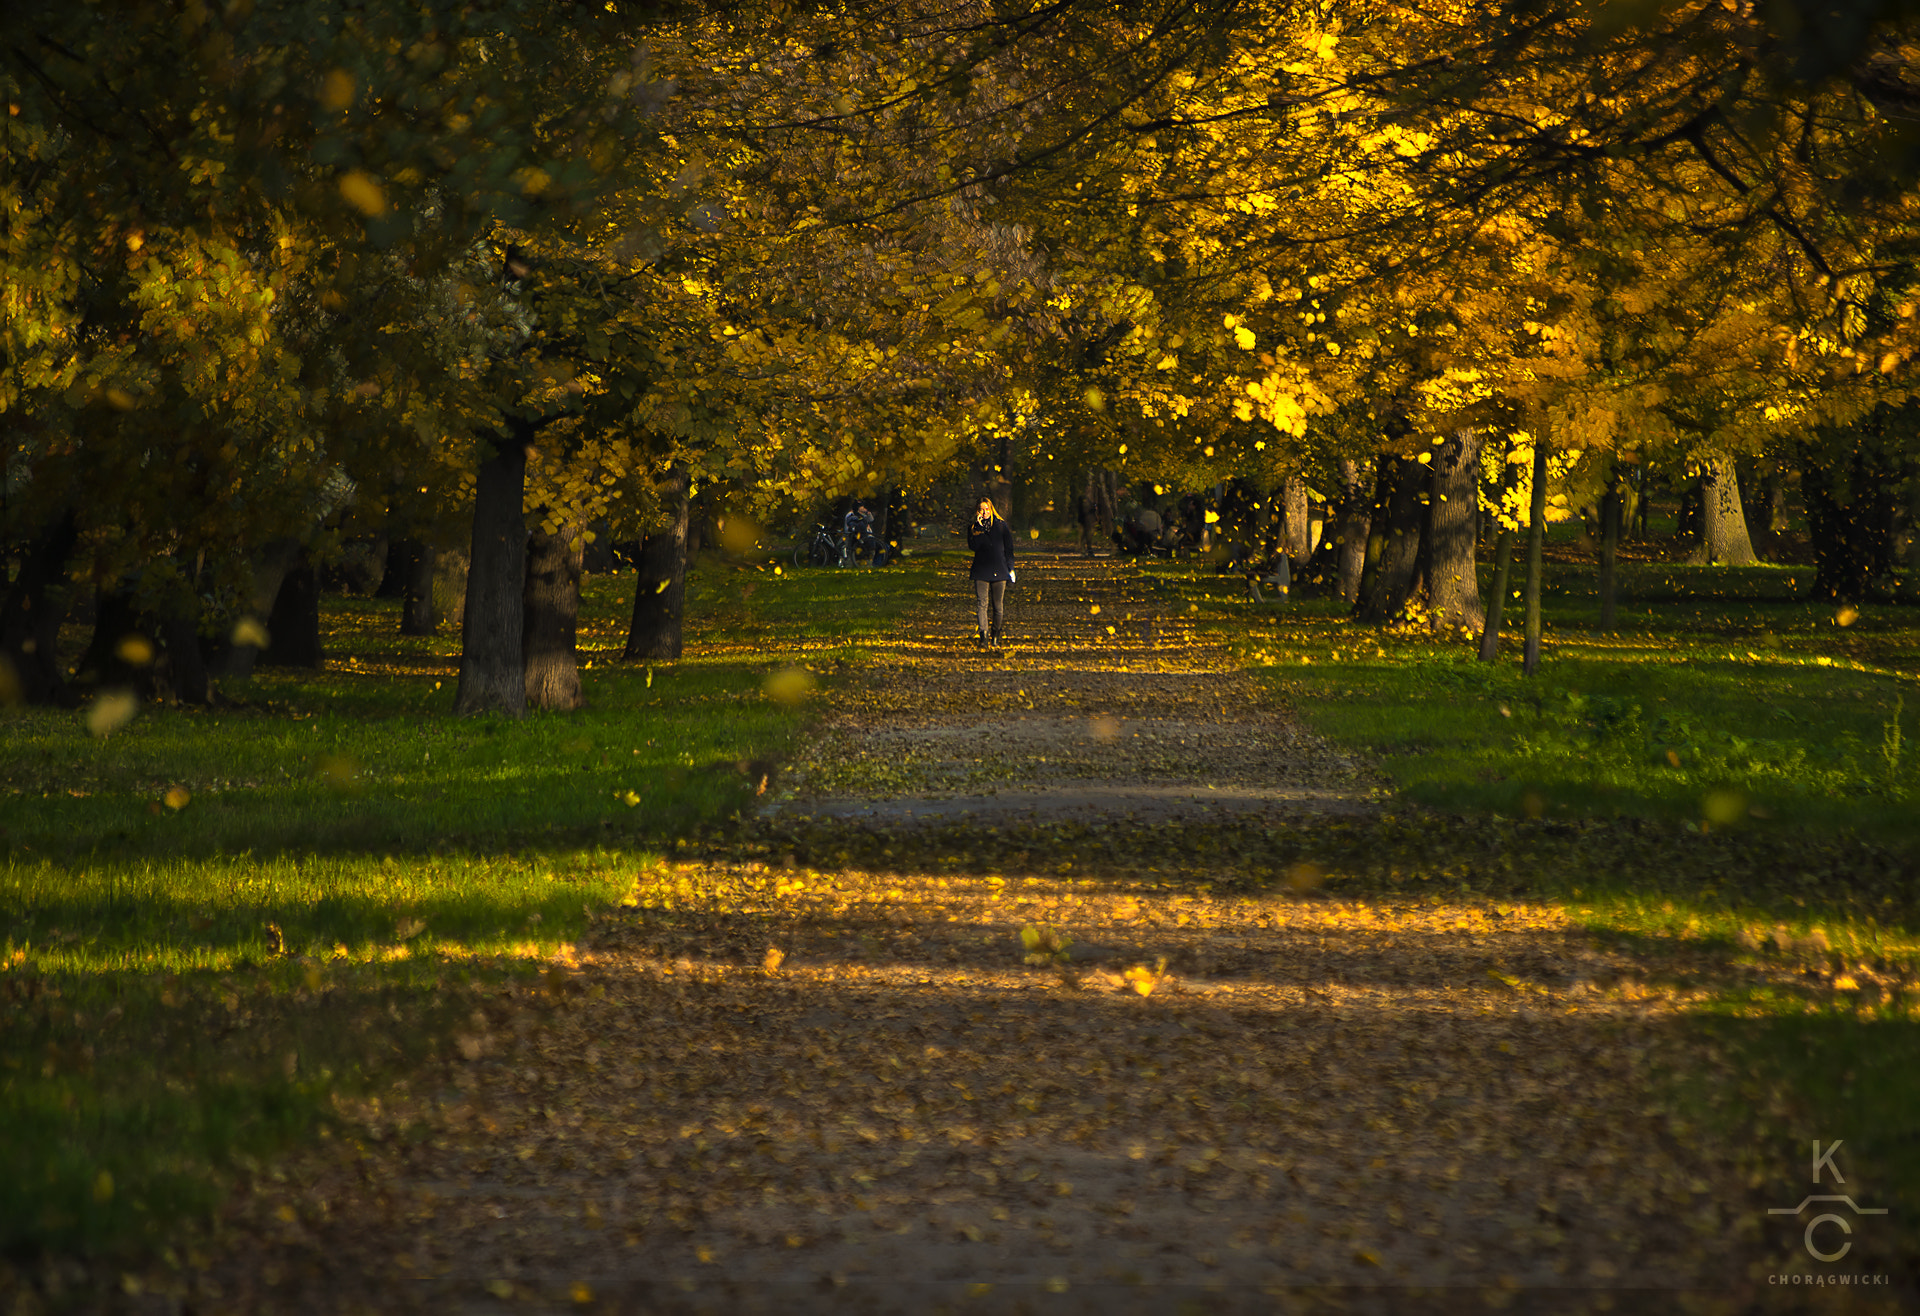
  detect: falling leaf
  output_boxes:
[86,689,138,737]
[764,667,816,705]
[162,786,191,810]
[231,617,270,648]
[339,170,387,217]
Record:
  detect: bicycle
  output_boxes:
[793,522,842,568]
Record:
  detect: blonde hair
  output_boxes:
[976,496,1002,521]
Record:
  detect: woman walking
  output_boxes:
[967,496,1016,647]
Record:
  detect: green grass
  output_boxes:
[0,553,929,1259]
[1147,555,1920,842]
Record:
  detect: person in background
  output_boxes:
[967,495,1016,647]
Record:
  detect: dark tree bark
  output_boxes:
[1478,529,1516,662]
[382,535,420,605]
[1688,457,1758,565]
[1904,458,1920,603]
[1740,458,1781,552]
[626,464,690,661]
[1354,456,1426,623]
[454,431,529,716]
[76,587,147,687]
[1522,440,1550,676]
[263,553,323,668]
[401,542,437,636]
[1800,445,1900,603]
[0,510,78,705]
[205,538,303,678]
[374,529,410,598]
[1674,476,1703,555]
[1598,467,1624,632]
[1426,431,1485,632]
[158,611,210,705]
[524,525,583,711]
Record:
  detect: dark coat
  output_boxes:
[967,517,1016,582]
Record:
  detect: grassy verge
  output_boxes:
[1146,555,1918,840]
[1143,550,1920,1269]
[0,553,928,1261]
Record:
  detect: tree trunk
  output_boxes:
[1335,459,1369,603]
[401,541,437,636]
[1280,477,1310,562]
[1426,431,1485,633]
[1675,476,1703,556]
[1478,529,1515,662]
[1522,439,1550,676]
[76,587,148,688]
[0,510,78,706]
[626,464,690,661]
[1904,458,1920,603]
[436,549,469,631]
[454,431,529,716]
[374,526,409,598]
[263,553,323,668]
[1355,456,1426,623]
[205,537,302,679]
[1689,456,1758,565]
[1800,443,1899,604]
[158,610,210,705]
[524,525,583,711]
[1598,468,1623,631]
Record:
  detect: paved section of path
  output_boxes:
[175,550,1798,1315]
[779,550,1376,826]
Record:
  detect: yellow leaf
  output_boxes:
[339,170,386,217]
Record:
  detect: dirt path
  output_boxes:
[180,552,1776,1314]
[780,551,1375,825]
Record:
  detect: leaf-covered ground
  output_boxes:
[93,552,1915,1313]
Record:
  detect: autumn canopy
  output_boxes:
[4,0,1918,708]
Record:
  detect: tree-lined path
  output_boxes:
[782,549,1374,827]
[174,554,1777,1315]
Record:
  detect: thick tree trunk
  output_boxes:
[374,527,409,598]
[1689,456,1758,565]
[1675,477,1703,556]
[1522,440,1550,676]
[1904,459,1920,603]
[263,553,323,668]
[1280,478,1310,562]
[1335,459,1369,602]
[0,510,78,705]
[1426,431,1485,633]
[158,611,210,705]
[202,538,300,679]
[1598,469,1623,631]
[524,525,583,711]
[454,432,529,716]
[1478,529,1515,662]
[1355,456,1426,623]
[77,587,148,688]
[400,541,437,636]
[1801,444,1899,604]
[626,464,690,661]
